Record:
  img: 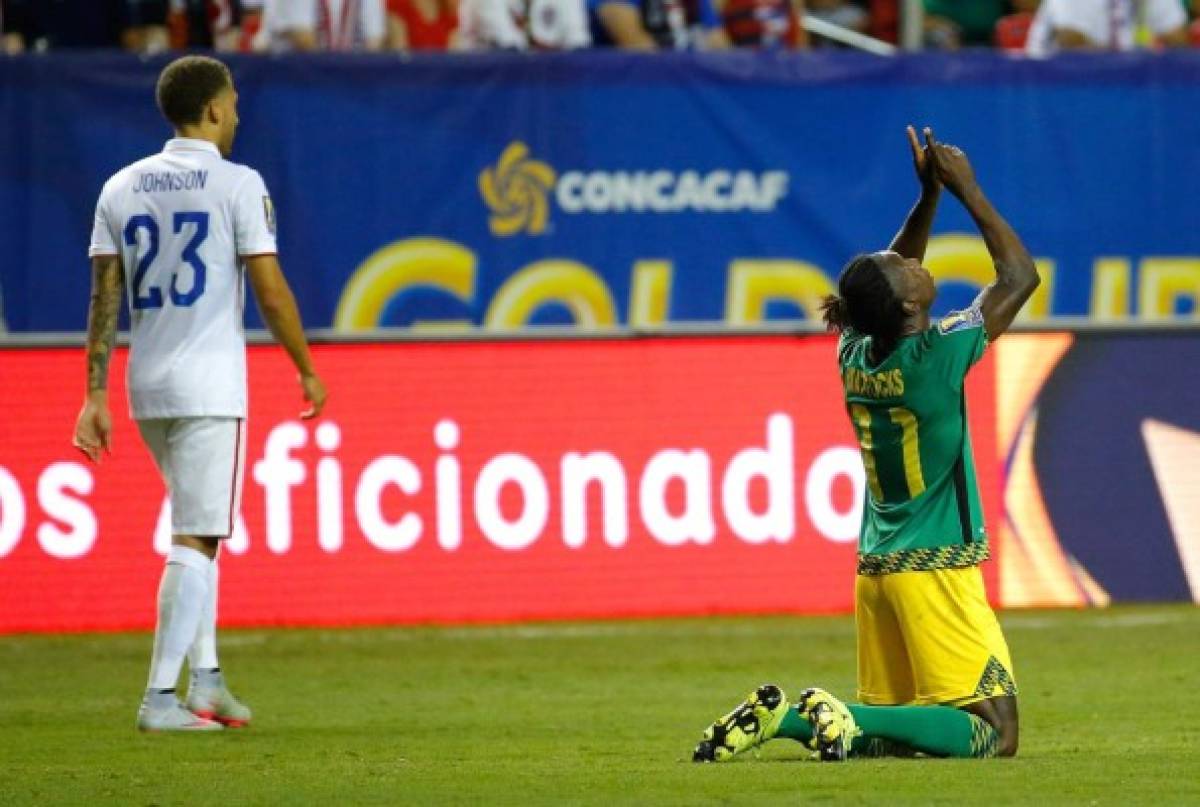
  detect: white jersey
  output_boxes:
[1026,0,1187,56]
[256,0,386,51]
[458,0,591,51]
[88,138,277,420]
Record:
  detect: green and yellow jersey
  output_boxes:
[838,307,990,575]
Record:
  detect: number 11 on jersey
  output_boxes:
[849,404,926,502]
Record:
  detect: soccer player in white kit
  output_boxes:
[73,55,328,732]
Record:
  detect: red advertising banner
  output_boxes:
[0,337,998,633]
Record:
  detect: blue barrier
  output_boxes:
[2,51,1200,333]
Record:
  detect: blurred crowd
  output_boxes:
[2,0,1199,55]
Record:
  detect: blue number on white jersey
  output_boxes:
[124,211,210,310]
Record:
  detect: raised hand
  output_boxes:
[919,130,1038,342]
[907,125,939,193]
[925,131,979,200]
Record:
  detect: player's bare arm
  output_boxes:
[245,254,327,419]
[72,254,124,462]
[888,126,942,262]
[927,133,1039,342]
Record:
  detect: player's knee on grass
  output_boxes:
[965,695,1019,757]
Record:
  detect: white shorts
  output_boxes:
[137,417,247,538]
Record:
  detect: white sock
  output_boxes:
[146,545,210,692]
[188,558,220,673]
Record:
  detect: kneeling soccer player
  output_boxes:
[693,127,1037,762]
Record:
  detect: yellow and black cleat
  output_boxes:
[797,687,862,762]
[692,684,788,763]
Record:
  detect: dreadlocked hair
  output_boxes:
[820,253,907,360]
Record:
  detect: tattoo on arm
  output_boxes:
[86,258,124,393]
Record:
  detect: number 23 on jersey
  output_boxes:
[123,211,210,310]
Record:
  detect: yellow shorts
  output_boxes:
[855,565,1017,707]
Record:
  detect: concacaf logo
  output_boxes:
[478,141,557,237]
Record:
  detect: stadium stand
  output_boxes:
[1,0,1199,54]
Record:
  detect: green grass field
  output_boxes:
[2,605,1198,805]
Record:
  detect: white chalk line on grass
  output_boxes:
[293,620,856,645]
[259,609,1195,645]
[5,608,1193,652]
[0,621,838,652]
[284,610,1197,644]
[1002,611,1194,631]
